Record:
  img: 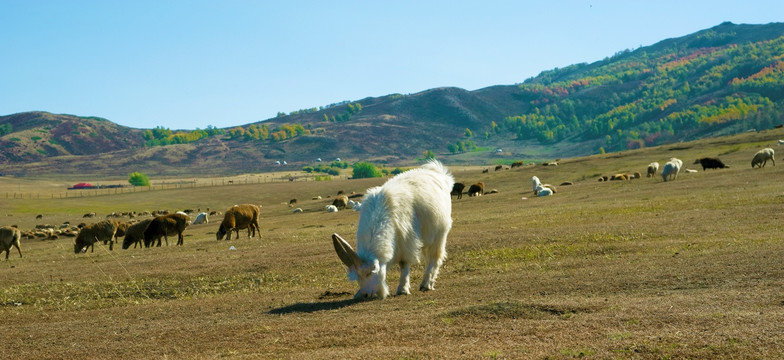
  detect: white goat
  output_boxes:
[332,160,454,299]
[661,158,682,181]
[531,176,542,193]
[192,212,209,225]
[325,205,339,213]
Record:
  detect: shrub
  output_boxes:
[128,172,151,186]
[352,162,383,179]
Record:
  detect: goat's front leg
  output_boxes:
[396,261,411,295]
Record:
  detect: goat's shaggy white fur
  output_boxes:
[332,160,454,299]
[325,205,339,213]
[536,184,553,196]
[661,158,682,182]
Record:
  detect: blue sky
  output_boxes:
[1,1,782,130]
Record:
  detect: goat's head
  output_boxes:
[332,233,381,299]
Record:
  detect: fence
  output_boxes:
[2,174,351,200]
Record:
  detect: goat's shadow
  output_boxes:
[268,297,360,315]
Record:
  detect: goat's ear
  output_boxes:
[332,233,360,268]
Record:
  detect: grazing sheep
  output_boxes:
[293,208,303,213]
[661,158,683,182]
[632,172,642,179]
[647,162,659,177]
[332,195,349,210]
[192,212,209,225]
[83,212,96,218]
[0,226,22,259]
[331,159,453,299]
[752,148,775,168]
[536,185,553,197]
[325,205,339,213]
[610,173,630,181]
[144,213,189,247]
[121,219,153,249]
[289,199,297,207]
[510,161,524,168]
[216,204,261,241]
[450,182,465,200]
[695,157,728,170]
[494,165,503,171]
[74,220,118,253]
[467,182,484,197]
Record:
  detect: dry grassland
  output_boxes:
[2,130,784,359]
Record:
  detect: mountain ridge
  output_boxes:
[2,21,783,177]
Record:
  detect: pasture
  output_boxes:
[2,130,784,359]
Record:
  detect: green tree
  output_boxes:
[128,172,151,186]
[423,149,435,160]
[352,162,383,179]
[464,128,473,138]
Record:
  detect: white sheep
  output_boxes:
[536,184,553,197]
[348,199,362,211]
[325,205,339,213]
[661,158,683,181]
[752,148,775,168]
[647,162,659,177]
[332,159,453,299]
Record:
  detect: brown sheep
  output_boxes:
[610,173,630,181]
[467,182,485,197]
[144,213,189,247]
[74,220,118,253]
[121,219,153,249]
[332,196,349,210]
[510,161,524,168]
[0,226,22,260]
[451,182,465,199]
[216,204,261,241]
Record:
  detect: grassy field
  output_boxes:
[2,129,784,359]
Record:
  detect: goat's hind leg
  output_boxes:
[419,239,447,292]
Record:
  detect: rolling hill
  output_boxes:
[1,21,783,177]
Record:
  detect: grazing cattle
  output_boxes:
[0,226,22,259]
[216,204,261,241]
[510,161,524,168]
[331,160,453,299]
[332,196,349,210]
[121,219,153,249]
[494,165,503,171]
[752,148,775,168]
[482,169,489,174]
[144,213,189,247]
[450,182,465,199]
[695,157,728,170]
[467,182,484,197]
[74,220,118,253]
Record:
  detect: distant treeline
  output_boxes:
[487,25,784,153]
